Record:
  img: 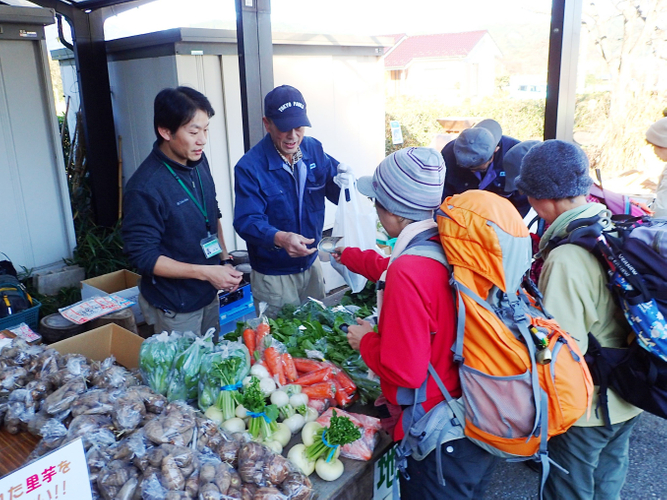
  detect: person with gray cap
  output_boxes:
[515,139,642,500]
[646,117,667,217]
[233,85,344,317]
[441,119,530,216]
[333,147,500,500]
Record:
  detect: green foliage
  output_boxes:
[385,95,545,155]
[65,220,134,279]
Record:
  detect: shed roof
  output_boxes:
[383,30,488,68]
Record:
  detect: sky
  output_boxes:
[47,0,552,48]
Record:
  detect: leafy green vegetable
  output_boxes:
[340,280,377,319]
[139,332,193,396]
[241,378,278,440]
[198,341,251,419]
[166,336,212,402]
[306,409,362,462]
[227,299,381,404]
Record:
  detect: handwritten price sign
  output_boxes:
[0,439,91,500]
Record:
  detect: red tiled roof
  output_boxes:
[382,33,408,54]
[383,30,488,68]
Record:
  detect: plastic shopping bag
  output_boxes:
[330,169,379,292]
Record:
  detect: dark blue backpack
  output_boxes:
[549,211,667,425]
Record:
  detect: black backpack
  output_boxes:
[549,211,667,426]
[0,254,32,319]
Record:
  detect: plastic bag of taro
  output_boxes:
[70,387,124,418]
[90,356,142,389]
[43,376,87,415]
[143,401,197,447]
[236,441,314,500]
[48,353,93,386]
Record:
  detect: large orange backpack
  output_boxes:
[435,190,593,492]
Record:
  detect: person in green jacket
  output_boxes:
[515,139,642,500]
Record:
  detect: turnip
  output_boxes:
[221,417,245,433]
[264,439,283,454]
[290,393,308,408]
[235,404,248,419]
[283,414,305,434]
[270,390,290,408]
[301,422,323,447]
[283,384,302,395]
[315,457,345,481]
[259,377,277,397]
[272,422,292,447]
[303,406,319,423]
[250,364,270,379]
[287,444,315,476]
[204,405,224,425]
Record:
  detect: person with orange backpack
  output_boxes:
[333,147,501,500]
[515,140,643,500]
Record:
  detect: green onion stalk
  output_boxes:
[242,378,278,440]
[305,409,361,462]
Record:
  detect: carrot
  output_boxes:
[243,328,256,364]
[282,353,298,383]
[301,382,335,400]
[293,358,326,373]
[334,369,357,394]
[264,347,286,386]
[294,367,333,386]
[333,379,353,407]
[255,325,269,353]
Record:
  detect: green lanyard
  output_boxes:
[162,161,211,233]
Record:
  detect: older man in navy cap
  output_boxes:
[234,85,344,317]
[441,119,530,216]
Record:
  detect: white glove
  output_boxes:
[334,163,354,188]
[337,163,351,174]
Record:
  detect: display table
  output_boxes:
[0,407,395,500]
[299,429,393,500]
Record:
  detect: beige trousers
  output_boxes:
[138,294,221,340]
[250,259,325,318]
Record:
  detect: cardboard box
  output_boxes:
[81,270,143,324]
[51,323,144,369]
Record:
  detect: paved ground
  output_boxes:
[484,412,667,499]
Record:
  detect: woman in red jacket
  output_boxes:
[333,147,499,500]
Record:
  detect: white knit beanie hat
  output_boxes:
[646,118,667,148]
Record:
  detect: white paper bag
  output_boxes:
[330,173,379,292]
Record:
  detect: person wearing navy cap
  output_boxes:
[441,119,530,217]
[233,85,345,317]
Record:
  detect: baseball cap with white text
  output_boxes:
[264,85,312,132]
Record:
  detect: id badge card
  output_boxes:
[200,234,222,259]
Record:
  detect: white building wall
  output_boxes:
[0,36,75,272]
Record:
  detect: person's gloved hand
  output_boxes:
[334,163,353,188]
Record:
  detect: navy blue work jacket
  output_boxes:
[233,134,340,275]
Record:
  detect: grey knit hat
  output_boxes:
[646,118,667,148]
[515,140,593,200]
[357,147,445,221]
[503,140,541,192]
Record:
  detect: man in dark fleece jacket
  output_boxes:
[441,119,529,217]
[123,87,242,338]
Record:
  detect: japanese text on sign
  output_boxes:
[0,438,91,500]
[374,444,398,500]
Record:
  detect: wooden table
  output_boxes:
[0,428,40,477]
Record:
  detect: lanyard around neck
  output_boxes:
[162,161,210,232]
